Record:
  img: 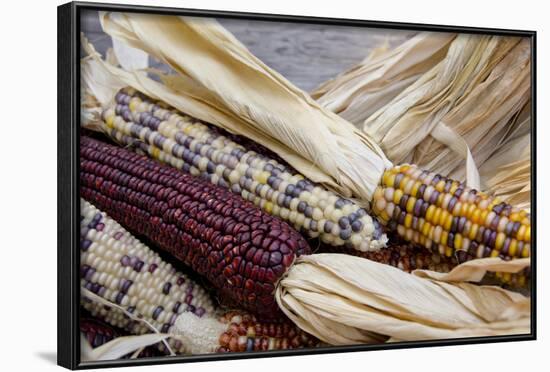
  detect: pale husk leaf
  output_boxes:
[92,12,391,200]
[275,254,530,345]
[80,333,169,361]
[312,31,455,124]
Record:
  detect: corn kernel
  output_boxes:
[393,189,403,205]
[495,232,506,250]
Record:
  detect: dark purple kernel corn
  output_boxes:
[80,136,310,318]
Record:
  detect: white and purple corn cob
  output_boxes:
[80,199,215,353]
[99,87,387,253]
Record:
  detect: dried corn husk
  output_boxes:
[80,333,168,362]
[276,254,530,345]
[312,32,455,124]
[479,116,531,210]
[315,33,531,194]
[82,12,392,201]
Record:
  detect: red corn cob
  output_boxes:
[80,136,311,319]
[216,311,319,352]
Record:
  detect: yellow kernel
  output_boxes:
[495,232,506,250]
[449,182,459,194]
[525,226,531,242]
[425,205,435,223]
[399,176,410,189]
[471,209,481,224]
[406,197,416,214]
[257,171,270,185]
[490,250,499,258]
[379,210,390,222]
[517,225,526,241]
[129,99,139,112]
[469,224,479,240]
[519,275,526,287]
[150,147,161,159]
[382,171,393,186]
[460,203,469,217]
[393,189,403,205]
[436,193,444,207]
[105,115,114,128]
[454,234,463,250]
[422,221,431,236]
[418,218,425,231]
[411,182,421,198]
[435,180,445,192]
[443,213,453,231]
[522,244,530,258]
[404,214,413,228]
[441,231,448,246]
[479,210,489,226]
[399,165,411,172]
[387,173,397,188]
[508,240,518,257]
[432,207,442,225]
[264,202,273,214]
[519,210,527,218]
[509,212,520,222]
[466,204,476,219]
[445,246,453,257]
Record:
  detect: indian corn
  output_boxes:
[372,164,531,263]
[81,199,317,353]
[80,137,311,318]
[216,311,319,352]
[99,87,387,253]
[80,198,215,354]
[80,315,162,358]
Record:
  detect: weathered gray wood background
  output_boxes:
[81,10,414,92]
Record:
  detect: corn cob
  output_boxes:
[80,198,215,353]
[216,311,319,352]
[80,137,311,318]
[99,87,387,253]
[372,164,531,262]
[80,315,162,358]
[81,199,317,354]
[81,316,120,348]
[83,300,319,354]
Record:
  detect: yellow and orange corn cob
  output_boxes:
[372,164,531,285]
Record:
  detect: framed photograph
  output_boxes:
[58,1,536,369]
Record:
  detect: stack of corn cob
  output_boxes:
[93,88,530,286]
[80,199,319,358]
[99,88,387,253]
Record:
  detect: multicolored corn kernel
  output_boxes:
[99,87,387,253]
[80,199,215,354]
[372,164,531,266]
[216,311,319,352]
[80,137,311,318]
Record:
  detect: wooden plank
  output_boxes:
[80,10,414,91]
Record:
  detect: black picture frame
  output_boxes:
[58,1,537,370]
